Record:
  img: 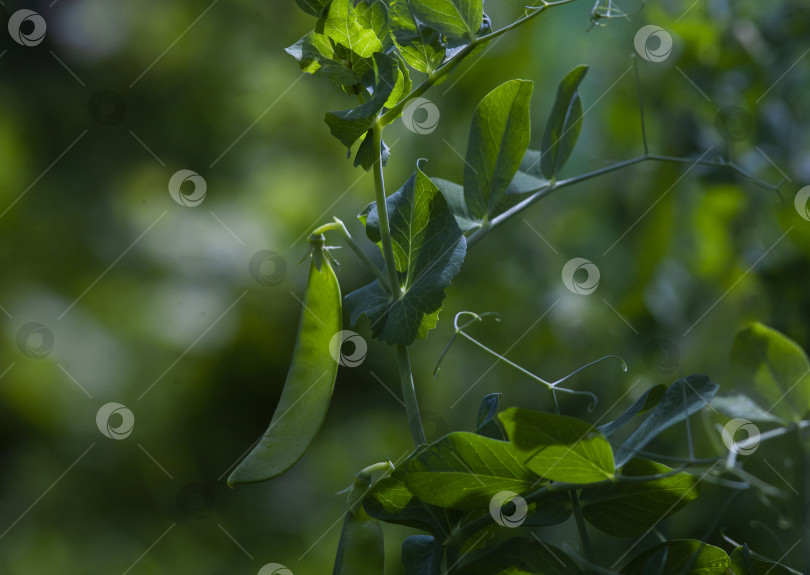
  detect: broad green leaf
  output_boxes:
[504,150,549,195]
[729,322,810,421]
[402,432,541,510]
[401,535,442,575]
[464,80,534,222]
[540,65,588,179]
[710,393,786,423]
[623,540,730,575]
[384,53,413,112]
[499,408,615,483]
[356,0,392,50]
[432,177,482,231]
[332,506,385,575]
[614,375,719,468]
[325,53,398,150]
[730,545,793,575]
[389,0,446,74]
[354,131,390,171]
[363,474,451,536]
[597,384,668,437]
[456,537,584,575]
[295,0,330,17]
[408,0,483,40]
[286,30,366,90]
[345,162,467,345]
[475,392,505,440]
[580,458,700,537]
[324,0,383,58]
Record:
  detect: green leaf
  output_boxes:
[325,53,398,150]
[498,408,615,484]
[332,505,385,575]
[729,322,810,421]
[432,177,481,231]
[401,535,442,575]
[345,162,467,345]
[540,65,588,179]
[324,0,383,58]
[614,375,719,468]
[730,545,794,575]
[286,30,366,90]
[363,474,451,536]
[504,150,549,195]
[295,0,330,17]
[464,80,534,222]
[475,392,505,440]
[523,491,571,526]
[389,0,446,74]
[356,0,392,50]
[623,540,730,575]
[456,538,584,575]
[384,53,413,112]
[408,0,483,40]
[710,393,787,423]
[354,130,390,171]
[401,432,541,510]
[597,384,668,437]
[580,458,700,537]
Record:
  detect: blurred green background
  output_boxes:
[1,0,809,572]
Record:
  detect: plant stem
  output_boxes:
[397,344,427,445]
[312,219,391,291]
[570,490,595,571]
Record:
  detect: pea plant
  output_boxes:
[229,1,808,573]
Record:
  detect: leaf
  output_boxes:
[498,408,615,484]
[710,393,787,423]
[504,150,549,195]
[580,458,700,537]
[363,474,451,537]
[728,322,810,421]
[356,0,392,50]
[345,162,467,345]
[597,384,668,437]
[523,491,571,526]
[456,537,584,575]
[384,54,413,112]
[401,535,442,575]
[354,130,390,171]
[729,545,794,575]
[475,392,505,440]
[389,0,446,74]
[332,506,385,575]
[325,53,399,150]
[432,177,482,231]
[614,375,719,468]
[401,432,541,510]
[286,30,366,90]
[408,0,483,40]
[464,80,534,222]
[324,0,383,58]
[540,65,588,179]
[295,0,330,17]
[622,540,730,575]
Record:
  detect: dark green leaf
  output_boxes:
[728,322,810,421]
[408,0,483,40]
[597,384,668,437]
[540,65,588,179]
[614,375,719,468]
[580,458,700,537]
[475,393,505,440]
[402,432,541,510]
[523,491,571,526]
[345,162,467,345]
[623,540,730,575]
[464,80,534,222]
[295,0,330,17]
[389,0,446,74]
[498,408,615,484]
[456,537,584,575]
[402,535,442,575]
[432,177,481,231]
[730,545,793,575]
[710,393,786,423]
[363,474,451,537]
[354,130,390,171]
[332,506,385,575]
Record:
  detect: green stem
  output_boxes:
[312,219,391,291]
[570,490,595,571]
[397,344,427,445]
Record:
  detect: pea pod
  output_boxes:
[229,238,341,485]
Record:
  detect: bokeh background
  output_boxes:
[1,0,810,572]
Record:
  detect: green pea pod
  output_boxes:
[228,239,341,485]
